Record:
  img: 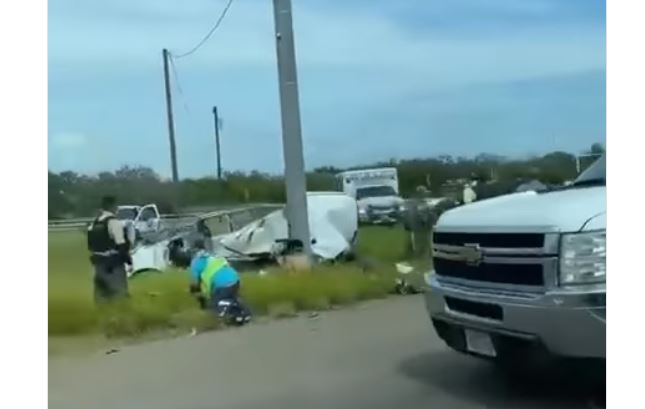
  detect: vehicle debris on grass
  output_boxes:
[127,192,359,276]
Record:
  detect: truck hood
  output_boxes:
[437,186,606,233]
[357,196,403,208]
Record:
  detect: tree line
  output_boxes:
[49,144,604,218]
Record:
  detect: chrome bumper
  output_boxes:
[425,274,606,359]
[359,212,398,224]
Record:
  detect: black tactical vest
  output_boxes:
[87,216,117,253]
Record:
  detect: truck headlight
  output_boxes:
[559,230,606,285]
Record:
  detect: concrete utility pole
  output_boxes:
[162,48,179,183]
[272,0,311,256]
[212,106,222,179]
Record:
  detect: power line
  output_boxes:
[172,0,236,59]
[168,54,191,116]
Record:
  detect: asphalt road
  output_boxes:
[49,296,603,409]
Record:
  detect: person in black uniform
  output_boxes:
[86,196,132,302]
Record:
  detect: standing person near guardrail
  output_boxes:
[404,186,432,258]
[195,219,213,252]
[86,195,132,302]
[188,240,251,325]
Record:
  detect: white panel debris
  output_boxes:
[130,240,171,275]
[213,192,358,261]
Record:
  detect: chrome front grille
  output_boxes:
[432,232,559,291]
[368,204,396,211]
[433,232,544,248]
[433,258,544,286]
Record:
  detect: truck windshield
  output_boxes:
[573,155,606,186]
[116,208,138,220]
[356,186,397,199]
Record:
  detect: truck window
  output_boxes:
[139,207,157,221]
[335,175,344,191]
[573,155,605,186]
[356,186,397,200]
[116,208,137,220]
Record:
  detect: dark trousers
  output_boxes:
[207,281,251,318]
[93,258,128,303]
[212,281,240,303]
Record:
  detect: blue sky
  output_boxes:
[48,0,606,178]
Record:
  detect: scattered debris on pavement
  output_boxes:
[393,262,425,295]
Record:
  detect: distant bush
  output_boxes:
[48,148,601,218]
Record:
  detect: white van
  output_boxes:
[336,167,404,224]
[424,156,606,365]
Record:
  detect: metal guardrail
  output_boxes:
[190,204,283,236]
[48,213,200,232]
[48,204,283,232]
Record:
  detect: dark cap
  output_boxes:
[101,195,117,210]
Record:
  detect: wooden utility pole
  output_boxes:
[162,48,179,183]
[212,106,222,179]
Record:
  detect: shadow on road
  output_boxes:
[398,350,605,409]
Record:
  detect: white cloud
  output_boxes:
[49,131,88,148]
[48,131,95,172]
[48,0,604,92]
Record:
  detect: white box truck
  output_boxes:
[336,167,404,224]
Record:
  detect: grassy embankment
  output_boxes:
[49,225,421,339]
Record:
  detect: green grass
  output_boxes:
[48,265,395,338]
[48,268,214,337]
[48,227,403,338]
[355,225,432,290]
[356,225,409,263]
[242,266,394,314]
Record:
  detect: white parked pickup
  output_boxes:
[424,156,606,366]
[116,204,161,242]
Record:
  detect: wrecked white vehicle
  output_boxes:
[128,192,358,276]
[117,204,161,244]
[213,192,358,261]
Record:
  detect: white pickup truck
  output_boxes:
[116,204,161,243]
[424,156,605,367]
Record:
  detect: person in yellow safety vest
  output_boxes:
[188,241,251,324]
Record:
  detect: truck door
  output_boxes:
[135,204,161,233]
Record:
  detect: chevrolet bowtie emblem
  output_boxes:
[461,243,483,266]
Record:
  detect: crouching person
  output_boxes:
[189,241,251,325]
